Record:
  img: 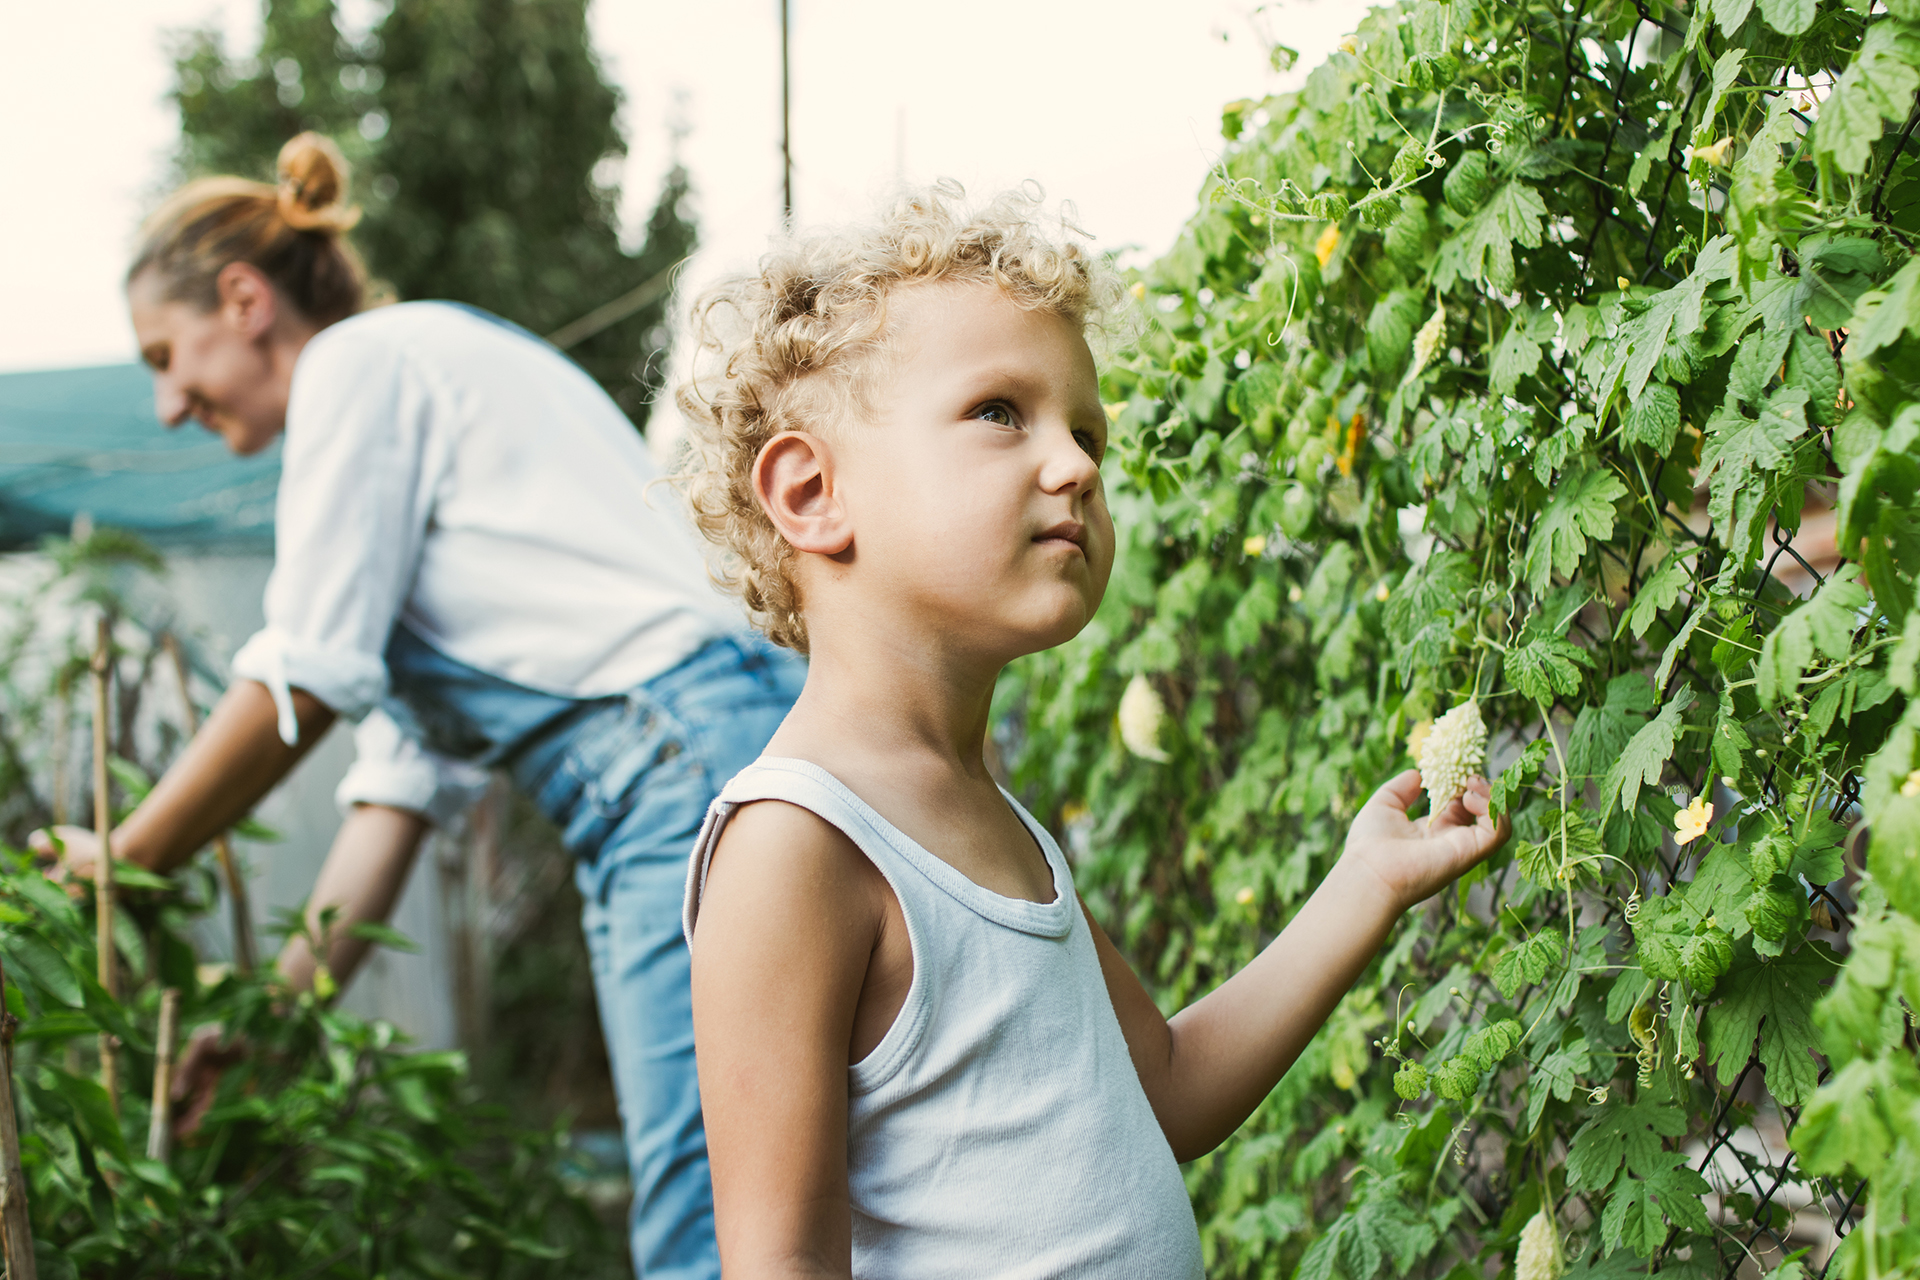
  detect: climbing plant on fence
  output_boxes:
[1000,0,1919,1275]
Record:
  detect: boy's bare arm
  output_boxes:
[1090,770,1507,1162]
[690,801,886,1280]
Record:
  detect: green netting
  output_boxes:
[0,363,278,551]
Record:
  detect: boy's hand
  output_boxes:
[1341,770,1508,914]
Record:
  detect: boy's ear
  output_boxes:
[753,431,853,556]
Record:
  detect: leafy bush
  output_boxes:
[0,534,624,1276]
[2,850,622,1277]
[1002,0,1919,1273]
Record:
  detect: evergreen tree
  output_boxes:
[168,0,694,429]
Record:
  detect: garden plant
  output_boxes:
[0,533,626,1277]
[1001,0,1920,1274]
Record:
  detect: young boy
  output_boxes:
[676,186,1507,1279]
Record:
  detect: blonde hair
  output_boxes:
[675,182,1119,653]
[129,132,367,327]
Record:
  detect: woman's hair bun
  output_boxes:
[276,132,361,233]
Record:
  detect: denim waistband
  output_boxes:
[382,624,803,863]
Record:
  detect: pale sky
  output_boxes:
[0,0,1368,375]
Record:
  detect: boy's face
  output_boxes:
[836,280,1114,660]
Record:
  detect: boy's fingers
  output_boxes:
[1372,769,1424,814]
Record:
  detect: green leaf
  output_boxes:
[1525,467,1627,593]
[2,928,83,1008]
[347,920,423,954]
[1493,930,1567,997]
[1462,1019,1524,1070]
[1432,1055,1482,1100]
[1756,0,1814,33]
[1703,940,1836,1105]
[1507,635,1595,703]
[1393,1060,1429,1099]
[1529,1039,1593,1132]
[1490,738,1553,816]
[1728,323,1792,404]
[1489,318,1544,395]
[1570,676,1655,780]
[1847,259,1920,359]
[1622,382,1682,454]
[1743,880,1802,943]
[1714,0,1755,34]
[1625,555,1694,639]
[1794,1054,1920,1178]
[1786,328,1841,425]
[1757,565,1870,705]
[1566,1096,1688,1190]
[1813,22,1920,174]
[1445,181,1549,292]
[1517,807,1605,888]
[1600,1159,1715,1254]
[1681,927,1736,990]
[1602,685,1694,815]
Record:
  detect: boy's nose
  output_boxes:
[1041,428,1102,496]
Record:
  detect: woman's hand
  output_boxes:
[29,825,105,890]
[1340,769,1509,914]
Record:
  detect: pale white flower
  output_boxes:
[1406,306,1445,383]
[1119,674,1172,763]
[1516,1209,1562,1280]
[1417,698,1487,810]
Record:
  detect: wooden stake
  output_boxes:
[145,989,181,1163]
[90,616,119,1113]
[162,636,257,974]
[0,955,40,1280]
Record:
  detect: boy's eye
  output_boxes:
[974,403,1015,427]
[1074,430,1105,462]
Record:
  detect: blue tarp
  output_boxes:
[0,363,279,551]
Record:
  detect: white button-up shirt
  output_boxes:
[231,302,737,822]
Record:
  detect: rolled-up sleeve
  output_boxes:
[232,328,446,742]
[335,709,491,829]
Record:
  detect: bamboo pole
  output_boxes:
[145,989,181,1164]
[90,617,119,1113]
[162,636,257,974]
[0,956,39,1279]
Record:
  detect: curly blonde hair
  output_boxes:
[675,182,1119,653]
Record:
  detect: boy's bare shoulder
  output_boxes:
[696,798,887,940]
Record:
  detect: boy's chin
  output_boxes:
[998,597,1100,656]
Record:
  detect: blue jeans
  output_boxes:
[384,628,805,1277]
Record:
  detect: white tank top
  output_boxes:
[683,757,1204,1280]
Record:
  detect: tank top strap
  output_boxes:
[682,757,1077,949]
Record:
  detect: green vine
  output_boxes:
[1003,0,1920,1273]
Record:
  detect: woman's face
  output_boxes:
[126,264,294,456]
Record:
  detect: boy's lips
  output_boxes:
[1034,519,1088,554]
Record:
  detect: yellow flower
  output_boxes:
[1288,584,1304,603]
[1902,769,1920,798]
[1691,135,1734,167]
[1616,276,1632,292]
[1244,534,1268,557]
[1315,223,1342,269]
[1406,718,1435,760]
[1235,886,1256,906]
[1103,401,1127,422]
[1674,794,1714,845]
[1338,35,1358,54]
[1373,581,1390,602]
[1130,281,1147,301]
